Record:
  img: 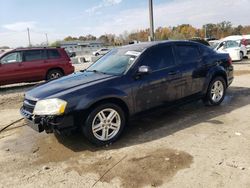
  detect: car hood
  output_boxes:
[25,71,116,100]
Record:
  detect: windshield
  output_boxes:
[210,42,220,49]
[87,48,140,75]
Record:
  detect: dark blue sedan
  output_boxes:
[21,41,234,146]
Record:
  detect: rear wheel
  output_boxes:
[82,103,126,146]
[46,69,63,80]
[240,51,244,61]
[203,77,226,106]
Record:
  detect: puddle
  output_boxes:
[65,148,193,188]
[32,132,97,165]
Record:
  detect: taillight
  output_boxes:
[228,57,232,65]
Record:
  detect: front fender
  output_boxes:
[74,88,130,111]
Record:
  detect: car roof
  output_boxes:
[10,47,60,52]
[118,40,201,52]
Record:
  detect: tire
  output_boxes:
[95,53,99,56]
[240,51,244,61]
[82,103,126,146]
[46,69,63,80]
[203,76,226,106]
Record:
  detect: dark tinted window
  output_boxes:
[199,45,215,56]
[142,45,175,71]
[23,50,43,61]
[48,49,60,59]
[175,45,200,64]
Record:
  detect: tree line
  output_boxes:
[51,21,250,46]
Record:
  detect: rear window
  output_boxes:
[23,50,45,61]
[199,45,215,56]
[175,45,200,64]
[47,49,61,59]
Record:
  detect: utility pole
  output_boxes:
[45,33,49,46]
[204,24,207,39]
[149,0,155,41]
[27,28,31,47]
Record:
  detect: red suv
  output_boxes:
[0,47,75,85]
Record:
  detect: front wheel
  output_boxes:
[240,51,244,61]
[82,103,126,146]
[203,77,226,106]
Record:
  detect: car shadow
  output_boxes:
[55,86,250,152]
[233,56,250,64]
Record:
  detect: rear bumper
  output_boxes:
[227,65,234,87]
[20,107,76,134]
[64,65,75,75]
[228,76,234,86]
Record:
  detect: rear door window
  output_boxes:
[142,45,175,71]
[47,49,61,59]
[23,50,44,61]
[175,45,201,64]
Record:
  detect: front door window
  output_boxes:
[1,52,22,64]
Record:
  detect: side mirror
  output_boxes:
[138,65,152,75]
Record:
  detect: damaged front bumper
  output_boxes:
[20,107,75,134]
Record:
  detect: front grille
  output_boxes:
[23,99,37,114]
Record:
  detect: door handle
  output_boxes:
[168,71,179,75]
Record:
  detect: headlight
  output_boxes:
[33,98,67,116]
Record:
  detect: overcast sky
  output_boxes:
[1,0,250,47]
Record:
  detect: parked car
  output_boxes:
[93,48,110,56]
[223,35,249,53]
[20,41,234,146]
[243,35,250,52]
[0,47,74,85]
[206,37,218,41]
[189,38,210,46]
[65,50,76,58]
[211,40,247,61]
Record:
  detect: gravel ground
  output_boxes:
[0,58,250,188]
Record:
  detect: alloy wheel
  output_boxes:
[92,108,121,141]
[50,72,61,79]
[211,80,224,103]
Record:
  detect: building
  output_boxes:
[60,40,105,55]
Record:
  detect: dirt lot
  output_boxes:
[1,59,250,188]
